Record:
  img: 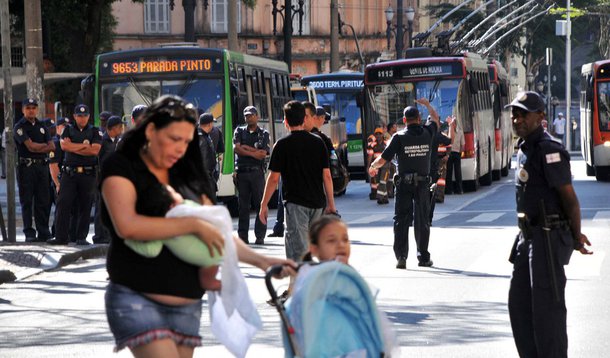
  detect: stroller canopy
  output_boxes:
[284,261,385,358]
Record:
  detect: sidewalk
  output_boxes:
[0,177,109,285]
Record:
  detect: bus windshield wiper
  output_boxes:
[128,76,152,106]
[177,74,196,98]
[429,79,441,103]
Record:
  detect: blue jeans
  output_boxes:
[105,282,202,352]
[285,202,323,261]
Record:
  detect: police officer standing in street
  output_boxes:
[369,98,439,269]
[198,112,219,202]
[506,91,592,358]
[14,98,55,242]
[233,105,270,244]
[48,104,102,245]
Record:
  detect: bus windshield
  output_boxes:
[100,77,223,120]
[317,92,362,135]
[367,79,460,127]
[597,82,610,131]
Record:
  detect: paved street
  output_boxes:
[0,156,608,357]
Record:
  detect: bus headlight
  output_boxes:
[604,141,610,147]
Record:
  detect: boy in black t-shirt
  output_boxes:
[259,101,337,261]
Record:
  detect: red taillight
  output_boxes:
[462,132,475,158]
[495,129,502,151]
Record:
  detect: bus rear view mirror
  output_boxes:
[356,90,364,108]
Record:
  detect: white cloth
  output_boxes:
[553,117,566,135]
[166,204,262,358]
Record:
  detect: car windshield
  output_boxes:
[100,77,223,122]
[367,79,460,128]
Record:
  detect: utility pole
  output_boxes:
[227,0,238,51]
[565,0,572,151]
[183,0,196,42]
[395,0,404,59]
[1,0,17,242]
[330,0,340,72]
[284,0,293,70]
[24,0,44,110]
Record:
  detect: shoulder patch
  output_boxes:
[49,151,55,158]
[545,152,561,164]
[16,128,23,136]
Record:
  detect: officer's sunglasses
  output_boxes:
[156,99,198,124]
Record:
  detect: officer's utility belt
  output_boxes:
[518,213,570,236]
[236,166,262,173]
[63,166,97,175]
[19,157,48,166]
[395,173,430,186]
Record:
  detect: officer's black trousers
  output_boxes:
[508,231,568,358]
[55,172,96,242]
[17,163,51,239]
[393,180,431,262]
[237,169,266,241]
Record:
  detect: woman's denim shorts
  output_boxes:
[105,282,203,352]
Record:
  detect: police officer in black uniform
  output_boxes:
[48,117,71,239]
[198,112,218,202]
[14,98,55,242]
[506,91,592,358]
[369,98,440,269]
[48,104,102,245]
[233,105,270,244]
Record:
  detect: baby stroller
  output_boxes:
[266,261,387,358]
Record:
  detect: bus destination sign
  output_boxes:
[367,62,463,83]
[100,56,222,76]
[307,80,363,89]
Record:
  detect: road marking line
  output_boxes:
[467,212,505,222]
[348,214,389,224]
[432,213,450,221]
[592,211,610,221]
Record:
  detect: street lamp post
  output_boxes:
[384,3,415,59]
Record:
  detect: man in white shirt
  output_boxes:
[553,112,566,142]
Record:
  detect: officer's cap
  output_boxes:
[56,117,69,126]
[131,104,147,118]
[74,104,90,115]
[43,118,56,128]
[505,91,545,113]
[23,98,38,107]
[107,115,125,129]
[403,106,420,120]
[199,112,215,125]
[243,106,258,116]
[99,111,112,122]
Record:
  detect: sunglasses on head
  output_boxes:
[155,97,198,124]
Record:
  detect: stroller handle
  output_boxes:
[265,264,286,303]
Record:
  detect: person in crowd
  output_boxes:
[385,122,398,198]
[445,115,464,195]
[100,94,294,357]
[552,112,566,143]
[259,100,337,263]
[92,115,125,244]
[48,117,71,240]
[369,98,440,269]
[99,111,112,134]
[0,126,6,179]
[48,104,102,245]
[131,104,148,127]
[13,98,54,242]
[506,91,592,358]
[233,106,269,245]
[198,112,219,202]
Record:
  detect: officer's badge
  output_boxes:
[16,128,23,136]
[83,139,90,145]
[99,131,103,136]
[518,168,529,182]
[49,151,55,159]
[40,128,45,134]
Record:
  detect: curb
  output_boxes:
[0,244,108,285]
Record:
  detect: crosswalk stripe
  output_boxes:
[467,212,505,223]
[432,213,450,221]
[348,214,389,225]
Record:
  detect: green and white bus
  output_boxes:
[84,45,292,203]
